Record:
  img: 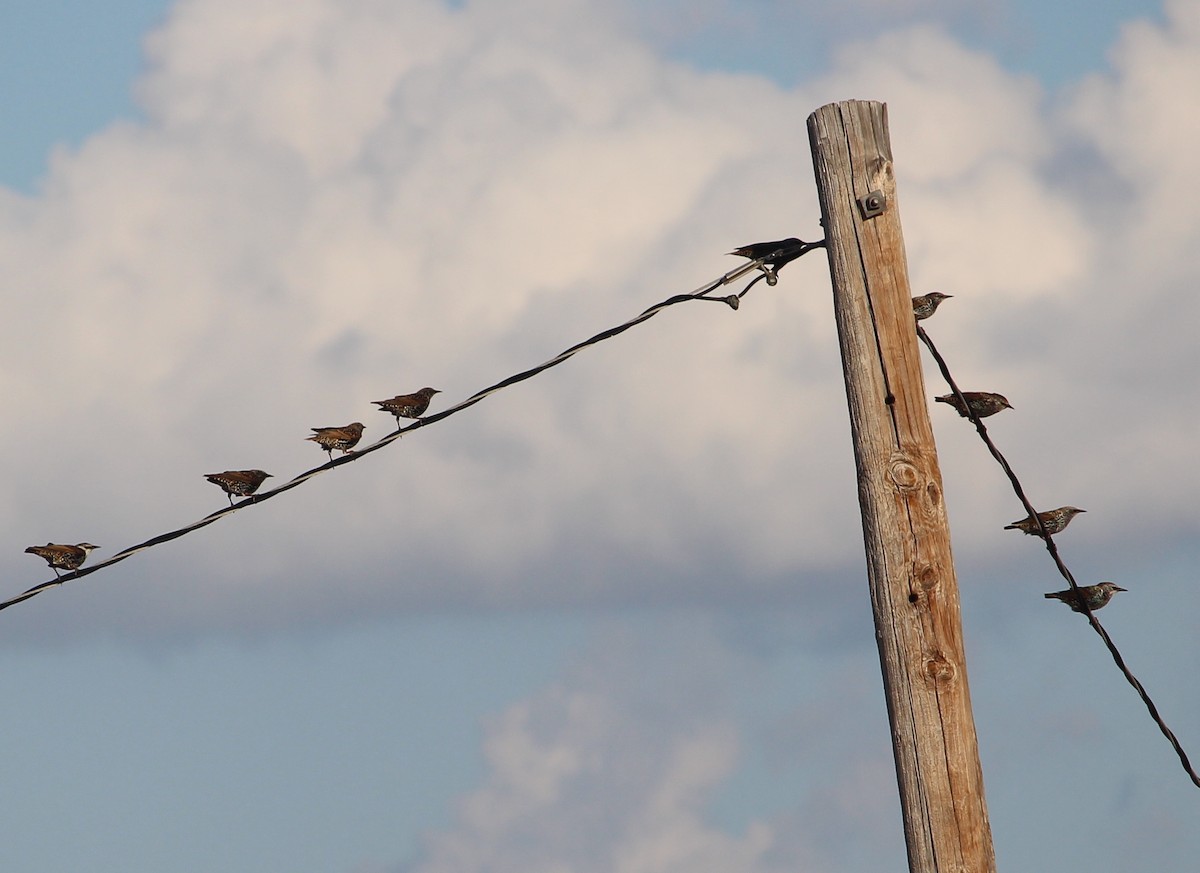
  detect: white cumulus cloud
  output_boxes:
[1,0,1198,640]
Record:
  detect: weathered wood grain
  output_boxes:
[807,100,996,873]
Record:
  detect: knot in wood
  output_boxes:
[887,456,922,492]
[915,564,939,591]
[908,565,939,605]
[926,480,942,509]
[924,653,956,685]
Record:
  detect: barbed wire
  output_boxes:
[917,324,1200,789]
[2,239,824,614]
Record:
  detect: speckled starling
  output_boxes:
[307,422,365,459]
[25,542,100,577]
[1044,581,1126,613]
[205,469,273,505]
[373,387,441,427]
[912,292,952,320]
[1005,506,1086,536]
[936,391,1013,419]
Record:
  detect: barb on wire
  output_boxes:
[3,238,825,614]
[917,324,1200,789]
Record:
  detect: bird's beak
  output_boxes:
[1114,585,1128,591]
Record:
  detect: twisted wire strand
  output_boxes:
[917,325,1200,789]
[2,241,822,614]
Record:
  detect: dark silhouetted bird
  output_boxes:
[205,469,274,505]
[1005,506,1086,536]
[307,422,365,459]
[1044,581,1126,613]
[25,542,100,577]
[729,238,803,262]
[373,387,441,427]
[728,238,808,276]
[936,391,1013,419]
[913,292,952,320]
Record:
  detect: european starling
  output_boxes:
[1004,506,1086,536]
[936,391,1013,419]
[1044,581,1126,613]
[729,238,803,263]
[728,238,807,278]
[912,292,952,321]
[205,469,273,505]
[307,422,365,459]
[373,387,441,427]
[25,542,100,577]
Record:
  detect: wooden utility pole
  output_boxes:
[806,100,996,872]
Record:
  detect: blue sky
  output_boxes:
[2,1,1197,872]
[0,0,1161,192]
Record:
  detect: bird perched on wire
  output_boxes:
[373,387,441,428]
[1005,506,1086,536]
[1044,581,1126,613]
[912,292,952,321]
[205,469,273,505]
[728,237,809,280]
[307,422,365,460]
[936,391,1013,419]
[25,542,100,577]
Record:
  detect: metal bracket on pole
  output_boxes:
[858,189,887,220]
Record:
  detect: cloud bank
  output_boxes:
[2,0,1198,640]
